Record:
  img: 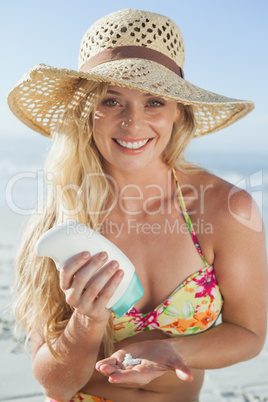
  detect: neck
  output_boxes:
[103,162,176,215]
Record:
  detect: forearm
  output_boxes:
[33,310,107,401]
[167,322,265,370]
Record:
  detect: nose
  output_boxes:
[121,118,132,128]
[120,104,142,131]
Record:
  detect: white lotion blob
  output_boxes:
[123,353,141,366]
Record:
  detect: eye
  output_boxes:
[147,99,166,107]
[102,98,120,107]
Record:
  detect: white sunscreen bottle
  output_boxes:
[35,220,144,317]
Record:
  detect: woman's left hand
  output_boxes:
[95,340,193,385]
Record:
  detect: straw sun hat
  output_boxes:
[8,8,254,138]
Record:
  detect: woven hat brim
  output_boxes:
[8,62,254,138]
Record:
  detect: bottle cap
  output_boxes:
[110,272,144,318]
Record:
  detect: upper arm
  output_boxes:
[213,186,267,343]
[31,326,46,362]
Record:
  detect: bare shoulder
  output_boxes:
[184,169,263,233]
[179,168,266,268]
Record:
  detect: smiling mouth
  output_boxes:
[113,138,152,149]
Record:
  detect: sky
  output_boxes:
[1,0,268,155]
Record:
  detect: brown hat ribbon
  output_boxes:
[79,46,184,78]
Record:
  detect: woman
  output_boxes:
[8,8,267,402]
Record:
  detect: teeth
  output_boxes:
[115,139,149,149]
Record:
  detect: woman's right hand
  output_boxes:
[59,251,124,322]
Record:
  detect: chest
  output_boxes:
[102,211,205,313]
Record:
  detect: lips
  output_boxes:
[114,138,151,149]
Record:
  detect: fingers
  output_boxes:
[71,253,113,296]
[174,363,193,382]
[96,351,126,372]
[96,357,119,371]
[96,351,126,376]
[96,362,122,377]
[96,359,156,386]
[96,359,144,384]
[59,250,124,315]
[60,251,97,291]
[108,369,144,384]
[90,267,124,310]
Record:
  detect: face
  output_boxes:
[93,85,181,174]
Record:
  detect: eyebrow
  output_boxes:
[106,90,156,97]
[106,90,121,95]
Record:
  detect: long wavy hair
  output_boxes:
[13,78,197,359]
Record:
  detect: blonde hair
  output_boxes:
[13,78,198,359]
[164,103,197,170]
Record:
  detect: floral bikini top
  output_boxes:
[112,169,224,342]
